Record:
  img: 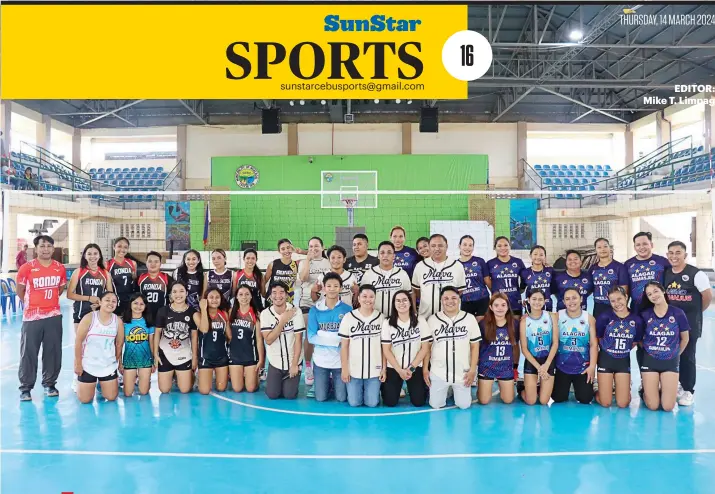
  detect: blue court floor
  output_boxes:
[2,301,715,494]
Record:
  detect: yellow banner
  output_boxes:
[1,5,469,99]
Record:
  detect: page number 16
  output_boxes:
[460,45,474,66]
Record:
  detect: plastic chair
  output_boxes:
[534,164,542,170]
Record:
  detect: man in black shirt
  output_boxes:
[345,233,379,285]
[664,241,712,406]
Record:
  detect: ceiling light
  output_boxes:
[407,100,412,104]
[289,100,294,106]
[569,30,583,41]
[299,100,305,105]
[374,99,379,103]
[395,99,401,104]
[321,100,326,105]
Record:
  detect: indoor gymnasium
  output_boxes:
[2,3,715,493]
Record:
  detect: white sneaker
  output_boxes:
[400,388,406,398]
[593,381,599,393]
[304,364,314,385]
[678,391,694,406]
[259,367,267,382]
[677,383,685,399]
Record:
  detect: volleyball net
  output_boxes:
[1,189,712,272]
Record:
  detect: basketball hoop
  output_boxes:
[341,198,358,227]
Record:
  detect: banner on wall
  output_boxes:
[509,199,538,251]
[166,201,191,251]
[0,4,494,99]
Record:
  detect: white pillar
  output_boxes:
[1,102,12,155]
[72,127,81,169]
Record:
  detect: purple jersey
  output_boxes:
[477,320,516,379]
[640,306,690,360]
[625,254,670,308]
[460,256,490,302]
[521,267,554,311]
[487,256,526,311]
[552,270,594,311]
[595,310,644,359]
[393,246,420,279]
[589,261,629,306]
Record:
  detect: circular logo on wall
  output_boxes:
[235,165,259,188]
[324,173,334,183]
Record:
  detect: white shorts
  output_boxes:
[429,371,473,410]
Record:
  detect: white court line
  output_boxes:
[696,365,715,373]
[0,343,74,370]
[2,448,715,460]
[209,388,500,417]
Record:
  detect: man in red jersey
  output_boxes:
[16,235,67,401]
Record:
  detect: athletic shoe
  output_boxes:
[44,386,59,397]
[593,381,599,394]
[259,367,267,382]
[677,383,685,399]
[400,388,406,398]
[678,391,694,406]
[20,391,32,401]
[306,385,315,398]
[516,380,525,396]
[304,364,314,385]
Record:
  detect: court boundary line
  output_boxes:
[2,448,715,460]
[209,389,500,417]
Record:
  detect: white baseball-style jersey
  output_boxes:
[298,258,331,309]
[427,310,481,384]
[260,303,306,371]
[381,316,431,369]
[338,309,385,379]
[361,266,412,317]
[336,270,357,307]
[412,258,467,318]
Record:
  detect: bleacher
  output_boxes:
[5,150,90,192]
[1,143,181,203]
[642,146,713,190]
[533,163,612,199]
[88,166,168,202]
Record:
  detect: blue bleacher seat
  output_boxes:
[156,167,164,173]
[542,165,550,170]
[575,171,583,177]
[553,178,562,186]
[563,178,572,186]
[595,165,603,171]
[89,168,97,174]
[534,164,542,170]
[697,145,704,152]
[605,165,612,171]
[547,171,556,177]
[586,165,594,171]
[147,167,155,173]
[543,178,552,186]
[131,167,138,172]
[538,171,547,177]
[568,165,576,170]
[566,171,574,177]
[588,185,595,191]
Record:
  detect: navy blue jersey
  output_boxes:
[175,270,202,311]
[589,261,629,306]
[460,256,490,302]
[207,269,233,303]
[477,320,516,379]
[552,270,593,311]
[394,246,420,279]
[198,311,229,366]
[595,310,644,359]
[521,267,555,312]
[229,308,259,364]
[487,256,526,311]
[625,255,670,308]
[640,306,689,360]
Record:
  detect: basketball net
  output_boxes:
[342,198,357,227]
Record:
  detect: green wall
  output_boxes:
[205,155,489,250]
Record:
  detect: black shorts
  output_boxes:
[78,370,118,384]
[229,359,259,367]
[157,349,192,373]
[640,353,679,373]
[524,356,556,376]
[597,350,631,374]
[478,374,513,382]
[199,358,229,369]
[462,298,489,317]
[511,307,523,317]
[300,306,311,315]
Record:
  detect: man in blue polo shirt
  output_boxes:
[307,272,352,402]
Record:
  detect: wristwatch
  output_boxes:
[409,365,416,373]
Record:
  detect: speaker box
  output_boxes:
[419,107,438,133]
[261,108,281,134]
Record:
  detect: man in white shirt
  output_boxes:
[411,234,466,318]
[361,241,411,317]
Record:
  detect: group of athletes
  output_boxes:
[14,226,711,412]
